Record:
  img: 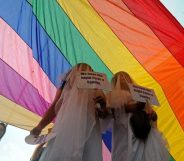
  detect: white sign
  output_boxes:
[25,133,56,145]
[76,71,111,91]
[128,83,160,106]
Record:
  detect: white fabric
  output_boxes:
[111,99,169,161]
[128,128,169,161]
[43,64,103,161]
[144,128,169,161]
[110,95,169,161]
[127,124,145,161]
[106,89,132,109]
[108,72,169,161]
[105,72,134,161]
[109,90,133,161]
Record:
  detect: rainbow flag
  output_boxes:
[0,0,184,160]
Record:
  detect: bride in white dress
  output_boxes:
[105,71,169,161]
[31,63,104,161]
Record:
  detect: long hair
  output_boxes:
[111,71,134,91]
[76,63,93,72]
[65,63,93,88]
[130,110,151,141]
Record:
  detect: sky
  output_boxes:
[0,1,183,161]
[0,125,36,161]
[161,0,184,27]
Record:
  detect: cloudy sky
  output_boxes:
[0,1,183,161]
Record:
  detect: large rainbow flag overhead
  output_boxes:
[0,0,184,160]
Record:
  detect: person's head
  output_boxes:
[75,63,93,72]
[65,63,93,88]
[130,110,151,141]
[111,71,133,90]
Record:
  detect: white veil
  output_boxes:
[106,71,134,109]
[45,63,101,161]
[106,72,136,161]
